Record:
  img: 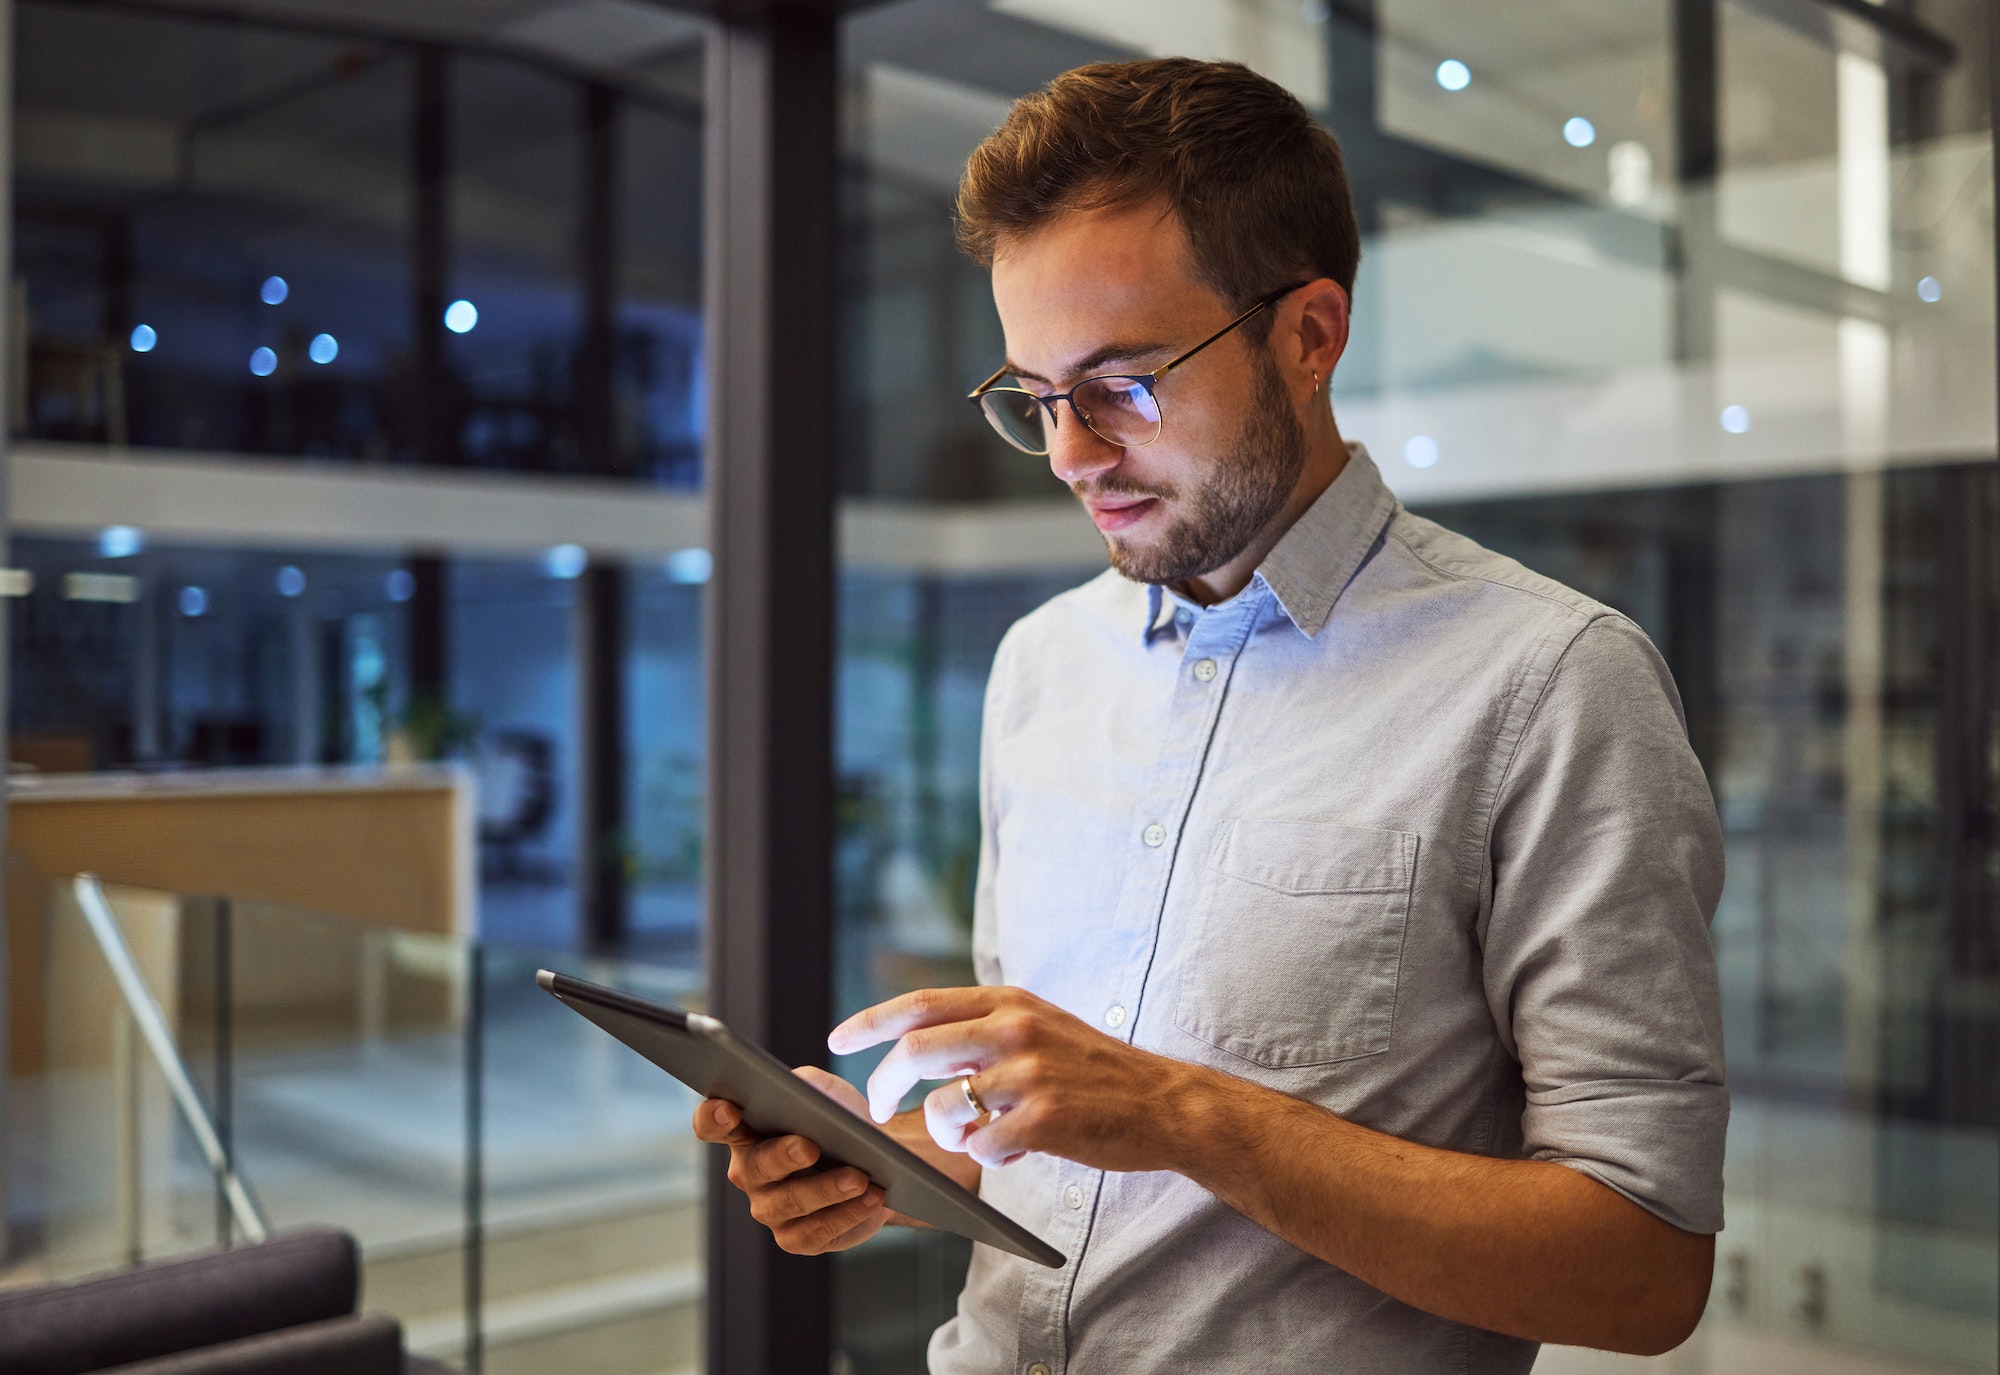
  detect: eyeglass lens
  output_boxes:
[978,376,1162,455]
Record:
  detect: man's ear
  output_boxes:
[1291,279,1350,394]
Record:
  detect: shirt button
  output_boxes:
[1175,609,1192,627]
[1104,1003,1127,1028]
[1142,823,1166,848]
[1193,657,1218,682]
[1063,1184,1084,1210]
[1028,1366,1052,1375]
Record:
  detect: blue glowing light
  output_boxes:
[1917,275,1942,303]
[1564,117,1597,148]
[1436,60,1470,92]
[276,565,307,598]
[386,569,416,602]
[250,347,277,377]
[1403,435,1440,469]
[99,525,144,559]
[309,333,339,364]
[129,324,157,353]
[179,585,208,617]
[545,544,587,580]
[445,299,479,334]
[260,276,289,305]
[1720,405,1751,434]
[666,547,713,585]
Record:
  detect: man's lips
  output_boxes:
[1084,495,1161,533]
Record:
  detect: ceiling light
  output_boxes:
[99,525,144,559]
[545,544,588,579]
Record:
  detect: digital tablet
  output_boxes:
[537,969,1065,1268]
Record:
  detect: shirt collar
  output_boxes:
[1138,441,1398,643]
[1258,441,1398,638]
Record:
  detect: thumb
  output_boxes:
[795,1065,870,1118]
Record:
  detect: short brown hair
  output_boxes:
[956,58,1361,313]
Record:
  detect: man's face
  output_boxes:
[989,200,1307,586]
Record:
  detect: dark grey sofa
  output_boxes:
[0,1228,453,1375]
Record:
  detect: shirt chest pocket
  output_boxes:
[1173,818,1417,1069]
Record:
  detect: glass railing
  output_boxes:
[35,871,1994,1374]
[33,874,706,1374]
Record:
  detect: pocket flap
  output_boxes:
[1209,819,1415,895]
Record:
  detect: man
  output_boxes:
[695,58,1726,1373]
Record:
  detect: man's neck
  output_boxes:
[1178,417,1350,607]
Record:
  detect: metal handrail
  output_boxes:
[72,874,269,1244]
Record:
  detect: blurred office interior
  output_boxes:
[0,1,1994,1373]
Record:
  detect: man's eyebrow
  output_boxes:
[1003,340,1174,387]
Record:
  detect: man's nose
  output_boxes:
[1046,407,1123,486]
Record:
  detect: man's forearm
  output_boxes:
[1160,1066,1711,1355]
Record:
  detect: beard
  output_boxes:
[1083,351,1308,586]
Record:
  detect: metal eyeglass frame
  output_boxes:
[966,281,1310,456]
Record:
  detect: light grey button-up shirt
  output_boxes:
[928,444,1727,1375]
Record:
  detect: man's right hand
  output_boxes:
[692,1066,892,1255]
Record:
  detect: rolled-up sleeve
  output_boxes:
[1481,614,1728,1234]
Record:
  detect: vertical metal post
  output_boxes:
[290,583,322,763]
[463,943,485,1374]
[577,80,627,951]
[1663,489,1721,778]
[0,0,16,1267]
[135,573,162,761]
[1672,0,1719,364]
[580,82,622,479]
[113,1007,142,1266]
[1924,463,1997,1123]
[214,898,234,1248]
[408,555,449,720]
[101,216,134,356]
[1322,0,1381,394]
[413,45,453,468]
[359,931,389,1042]
[703,7,839,1375]
[578,563,628,951]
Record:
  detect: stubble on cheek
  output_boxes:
[1093,356,1306,586]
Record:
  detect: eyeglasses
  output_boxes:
[966,282,1308,457]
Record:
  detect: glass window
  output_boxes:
[9,7,710,1367]
[16,3,415,458]
[13,1,706,486]
[834,2,1997,1370]
[621,103,706,488]
[448,57,584,472]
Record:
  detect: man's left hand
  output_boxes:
[828,985,1200,1172]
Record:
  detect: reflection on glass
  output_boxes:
[835,1,1995,1371]
[8,539,708,956]
[14,0,705,484]
[16,2,418,457]
[34,880,707,1367]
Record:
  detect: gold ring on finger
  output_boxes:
[959,1074,988,1117]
